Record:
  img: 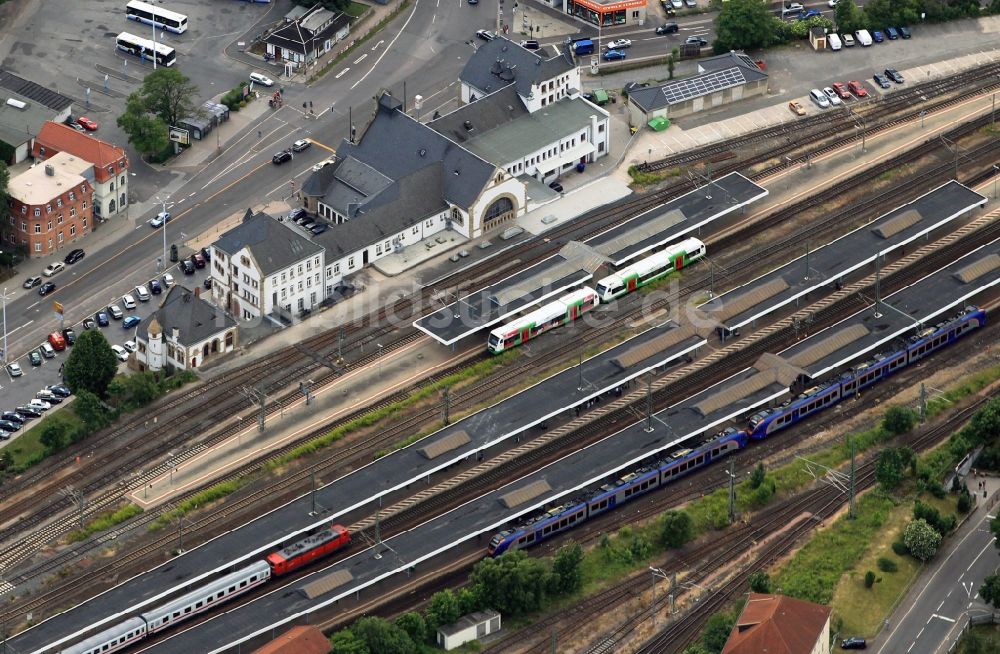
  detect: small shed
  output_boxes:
[177,115,212,140]
[437,610,502,650]
[809,26,827,51]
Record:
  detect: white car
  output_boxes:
[249,72,274,87]
[123,340,137,353]
[6,363,22,378]
[43,262,64,277]
[809,88,830,108]
[163,273,175,288]
[606,39,632,49]
[782,2,803,14]
[828,0,837,5]
[134,285,151,302]
[111,344,130,362]
[122,294,137,310]
[291,139,311,152]
[822,87,843,106]
[28,398,51,411]
[312,157,336,172]
[149,212,170,228]
[671,0,682,8]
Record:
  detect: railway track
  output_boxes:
[4,136,998,629]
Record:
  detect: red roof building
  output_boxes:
[250,625,330,654]
[722,593,832,654]
[32,121,129,221]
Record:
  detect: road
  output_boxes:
[877,478,1000,654]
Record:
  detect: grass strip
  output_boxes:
[67,504,144,543]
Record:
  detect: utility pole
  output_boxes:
[848,437,856,520]
[338,326,345,361]
[644,372,653,433]
[649,566,669,629]
[310,471,322,516]
[257,380,266,432]
[61,486,86,532]
[873,251,883,319]
[442,387,450,426]
[0,288,11,365]
[803,242,810,281]
[577,349,584,392]
[373,495,383,558]
[727,459,737,524]
[919,383,927,422]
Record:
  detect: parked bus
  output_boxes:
[115,32,177,67]
[125,1,187,34]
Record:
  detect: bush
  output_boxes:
[891,541,909,556]
[877,557,898,573]
[660,510,694,549]
[883,405,916,435]
[864,570,876,588]
[903,519,943,562]
[958,488,974,514]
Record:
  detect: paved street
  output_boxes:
[877,477,1000,654]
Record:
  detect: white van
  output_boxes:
[854,29,872,46]
[249,72,274,87]
[828,33,842,51]
[809,89,830,108]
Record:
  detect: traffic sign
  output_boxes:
[53,301,63,315]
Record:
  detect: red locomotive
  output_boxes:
[266,523,351,576]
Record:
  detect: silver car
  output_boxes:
[809,88,830,108]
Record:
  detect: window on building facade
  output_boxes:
[69,192,75,201]
[281,288,287,299]
[297,281,303,291]
[376,244,382,255]
[306,260,311,272]
[313,257,319,267]
[56,198,62,208]
[281,272,286,282]
[298,298,304,310]
[120,175,126,186]
[20,221,26,231]
[34,224,41,234]
[82,217,87,228]
[120,192,126,208]
[297,264,303,275]
[34,243,41,252]
[82,200,87,209]
[46,204,52,214]
[334,262,340,274]
[20,206,26,214]
[58,232,63,244]
[348,257,355,269]
[70,225,76,236]
[57,214,63,224]
[47,220,52,231]
[70,207,76,217]
[33,208,40,217]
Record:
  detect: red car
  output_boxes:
[831,82,852,100]
[77,116,98,131]
[847,80,869,98]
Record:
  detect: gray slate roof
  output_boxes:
[460,36,573,101]
[140,286,236,347]
[267,6,351,55]
[628,51,768,112]
[428,85,528,145]
[212,211,323,276]
[301,161,339,198]
[320,155,394,216]
[314,164,447,256]
[333,93,495,210]
[0,70,73,112]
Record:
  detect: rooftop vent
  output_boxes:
[463,120,473,131]
[490,59,503,75]
[418,148,427,157]
[453,169,460,176]
[6,98,26,110]
[44,165,54,177]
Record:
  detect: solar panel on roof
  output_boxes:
[661,67,747,105]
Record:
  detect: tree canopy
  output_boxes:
[903,518,942,561]
[661,509,694,549]
[64,329,119,397]
[980,574,1000,610]
[118,92,169,159]
[834,0,864,33]
[140,68,200,128]
[713,0,777,53]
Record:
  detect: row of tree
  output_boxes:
[329,545,584,653]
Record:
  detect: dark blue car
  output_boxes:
[885,26,899,39]
[123,316,142,330]
[96,311,110,327]
[603,49,626,61]
[871,30,884,43]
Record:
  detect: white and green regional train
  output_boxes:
[487,237,706,354]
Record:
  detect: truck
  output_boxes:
[573,39,594,55]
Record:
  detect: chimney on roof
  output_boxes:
[44,164,54,177]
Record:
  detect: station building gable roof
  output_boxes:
[721,593,831,654]
[140,286,237,347]
[428,85,529,145]
[213,211,323,276]
[460,36,573,100]
[267,4,351,55]
[333,92,495,210]
[34,122,128,178]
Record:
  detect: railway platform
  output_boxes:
[414,172,767,346]
[137,238,1000,654]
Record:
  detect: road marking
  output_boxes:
[906,642,915,652]
[932,614,956,623]
[25,302,38,310]
[6,320,34,336]
[335,68,350,79]
[353,53,367,64]
[937,601,944,611]
[352,0,419,90]
[372,39,383,50]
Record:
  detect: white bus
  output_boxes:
[116,32,177,67]
[125,0,188,34]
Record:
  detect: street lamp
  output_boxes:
[155,195,173,272]
[994,164,999,200]
[649,566,670,628]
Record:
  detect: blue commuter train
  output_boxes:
[488,305,986,556]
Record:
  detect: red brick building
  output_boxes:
[722,593,832,654]
[6,151,93,257]
[32,121,129,221]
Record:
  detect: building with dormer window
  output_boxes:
[458,37,579,112]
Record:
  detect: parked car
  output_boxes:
[121,294,137,310]
[310,223,329,235]
[64,248,85,264]
[192,252,206,268]
[788,100,806,116]
[48,332,66,351]
[848,80,868,97]
[6,362,22,377]
[107,304,124,320]
[809,88,830,108]
[77,116,98,131]
[301,219,316,230]
[123,340,137,353]
[96,311,110,327]
[46,384,72,397]
[23,276,41,289]
[135,285,151,302]
[123,315,142,330]
[670,0,683,8]
[149,211,171,228]
[683,0,696,6]
[656,23,679,34]
[476,30,495,41]
[873,73,891,89]
[249,72,274,87]
[38,282,56,296]
[885,26,899,39]
[799,9,821,19]
[520,39,540,50]
[62,328,76,345]
[603,49,627,61]
[885,68,904,84]
[82,317,96,330]
[841,33,855,47]
[111,344,130,362]
[291,139,311,152]
[40,343,55,359]
[871,29,884,43]
[163,272,175,288]
[606,39,632,49]
[548,181,564,193]
[840,637,867,650]
[898,26,911,38]
[272,150,292,165]
[200,247,211,262]
[43,262,64,277]
[150,279,163,295]
[182,260,196,275]
[289,207,308,222]
[15,405,42,418]
[685,36,708,46]
[831,82,851,100]
[781,2,803,15]
[1,411,25,424]
[0,421,20,434]
[28,398,51,411]
[36,390,62,404]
